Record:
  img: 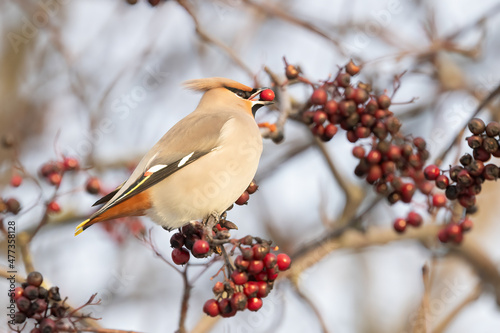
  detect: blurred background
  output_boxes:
[1,0,500,332]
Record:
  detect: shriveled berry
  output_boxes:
[473,147,491,162]
[361,114,376,127]
[424,165,440,180]
[486,121,500,137]
[449,166,464,181]
[14,311,26,324]
[235,191,250,205]
[218,298,236,317]
[277,253,291,271]
[457,169,473,187]
[468,118,486,135]
[34,298,47,313]
[241,247,253,260]
[260,89,275,102]
[285,64,299,80]
[192,240,210,256]
[372,121,388,140]
[16,295,30,312]
[467,160,484,177]
[40,318,56,333]
[377,95,391,109]
[467,135,483,149]
[203,299,220,317]
[247,297,263,311]
[27,271,43,287]
[170,233,185,249]
[445,185,459,200]
[311,88,327,105]
[435,175,450,189]
[234,255,250,271]
[252,244,270,260]
[86,177,101,195]
[346,60,360,75]
[483,137,499,153]
[407,211,422,227]
[48,286,60,301]
[393,218,406,233]
[483,164,499,180]
[231,292,248,311]
[413,137,427,151]
[171,248,190,265]
[339,100,356,117]
[336,73,351,87]
[460,153,473,166]
[231,270,248,285]
[432,193,447,208]
[386,116,401,134]
[213,281,224,294]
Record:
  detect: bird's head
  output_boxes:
[184,77,274,117]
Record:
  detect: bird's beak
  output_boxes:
[249,88,275,106]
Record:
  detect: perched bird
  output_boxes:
[75,77,274,236]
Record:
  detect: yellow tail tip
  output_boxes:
[74,219,89,236]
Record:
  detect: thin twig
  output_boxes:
[176,0,254,78]
[177,267,192,333]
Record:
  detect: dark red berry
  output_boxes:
[401,183,416,203]
[311,124,325,137]
[438,229,449,243]
[14,312,26,324]
[432,193,447,208]
[458,194,476,209]
[248,260,264,275]
[322,124,338,141]
[244,281,259,298]
[366,165,382,184]
[366,150,382,164]
[171,248,190,265]
[263,253,277,269]
[252,244,270,260]
[218,298,236,317]
[170,233,185,249]
[460,218,473,232]
[485,121,500,137]
[435,175,450,189]
[377,95,391,109]
[311,88,327,105]
[336,73,351,87]
[483,164,499,180]
[231,292,248,311]
[407,211,422,227]
[234,255,250,271]
[203,299,220,317]
[473,147,491,162]
[393,218,407,233]
[256,281,270,298]
[235,191,250,205]
[86,177,101,195]
[352,146,366,159]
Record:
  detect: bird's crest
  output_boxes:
[183,77,252,92]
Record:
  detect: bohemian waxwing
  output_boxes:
[75,77,273,236]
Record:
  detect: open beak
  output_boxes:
[249,87,274,106]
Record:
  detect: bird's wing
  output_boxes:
[90,112,232,215]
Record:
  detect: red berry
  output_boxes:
[192,239,210,256]
[311,88,327,105]
[267,269,279,281]
[277,253,291,271]
[446,223,462,239]
[401,183,416,203]
[247,297,263,311]
[355,126,370,139]
[366,165,382,184]
[252,244,269,260]
[34,299,47,313]
[171,248,190,265]
[213,282,224,294]
[460,218,473,232]
[336,73,351,87]
[322,124,338,141]
[13,287,24,301]
[312,124,325,137]
[263,253,277,269]
[47,201,61,213]
[231,270,248,285]
[424,165,440,180]
[313,111,327,125]
[432,193,447,208]
[377,94,391,109]
[346,60,360,75]
[260,89,275,102]
[10,174,23,187]
[203,299,220,317]
[325,100,338,115]
[255,270,268,281]
[48,172,62,186]
[393,218,407,233]
[406,211,422,227]
[256,281,270,298]
[352,146,366,159]
[235,191,250,205]
[435,175,450,189]
[86,177,101,195]
[231,292,248,311]
[248,260,264,275]
[366,150,382,164]
[386,145,402,161]
[63,157,79,171]
[247,180,259,194]
[244,281,259,298]
[438,229,449,243]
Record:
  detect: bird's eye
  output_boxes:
[237,91,246,98]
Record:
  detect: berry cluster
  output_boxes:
[203,240,291,317]
[10,272,66,332]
